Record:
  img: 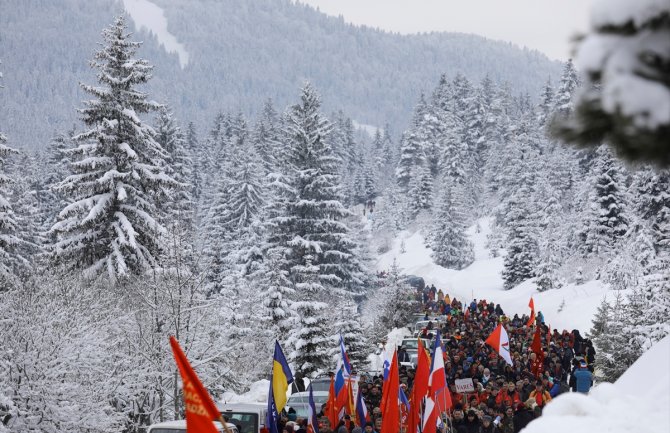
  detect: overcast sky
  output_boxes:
[298,0,594,61]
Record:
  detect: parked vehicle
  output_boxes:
[286,390,329,417]
[406,275,425,290]
[219,402,268,433]
[147,420,239,433]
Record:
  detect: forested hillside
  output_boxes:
[0,0,561,149]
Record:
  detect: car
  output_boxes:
[286,390,329,418]
[406,275,425,290]
[400,337,430,367]
[308,377,331,392]
[218,402,268,433]
[147,420,239,433]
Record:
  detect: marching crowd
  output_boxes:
[292,283,595,433]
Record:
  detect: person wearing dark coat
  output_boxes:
[513,405,535,433]
[479,415,496,433]
[463,410,481,433]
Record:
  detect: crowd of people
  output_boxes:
[282,282,595,433]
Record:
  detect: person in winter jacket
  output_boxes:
[479,415,496,433]
[573,360,593,393]
[528,382,552,408]
[463,410,481,433]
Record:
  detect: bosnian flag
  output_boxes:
[428,332,450,414]
[307,384,320,433]
[485,323,513,366]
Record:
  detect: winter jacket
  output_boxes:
[573,368,593,393]
[528,390,552,407]
[513,409,534,433]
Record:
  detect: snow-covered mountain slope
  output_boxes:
[377,217,609,333]
[121,0,190,68]
[522,336,670,433]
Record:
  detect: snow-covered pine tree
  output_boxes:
[0,61,22,285]
[253,99,281,175]
[377,260,416,331]
[537,79,554,127]
[406,163,433,219]
[288,255,331,377]
[282,83,364,295]
[335,296,369,370]
[429,185,474,270]
[554,2,670,165]
[592,291,637,381]
[184,122,202,202]
[580,145,628,256]
[51,16,175,281]
[155,106,194,230]
[553,59,580,117]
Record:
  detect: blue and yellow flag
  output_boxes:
[267,341,294,433]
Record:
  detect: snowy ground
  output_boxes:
[523,336,670,433]
[376,217,610,333]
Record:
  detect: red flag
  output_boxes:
[464,307,470,322]
[531,325,542,356]
[169,336,222,433]
[408,345,430,433]
[547,324,552,344]
[380,352,400,433]
[326,376,339,430]
[527,297,536,327]
[485,324,513,366]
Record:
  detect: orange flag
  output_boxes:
[527,297,536,327]
[381,352,400,433]
[408,344,430,433]
[170,336,223,433]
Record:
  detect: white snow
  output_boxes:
[522,336,670,433]
[376,217,609,333]
[590,0,669,28]
[121,0,190,68]
[352,120,381,136]
[221,379,271,404]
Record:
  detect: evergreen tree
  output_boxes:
[155,106,194,229]
[0,61,22,284]
[282,83,364,295]
[377,261,416,330]
[537,79,554,127]
[51,16,175,281]
[335,297,369,369]
[553,3,670,165]
[430,186,474,270]
[553,59,580,117]
[406,163,433,218]
[185,122,202,201]
[581,145,629,255]
[287,255,331,377]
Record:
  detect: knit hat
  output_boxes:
[352,428,363,433]
[482,415,493,423]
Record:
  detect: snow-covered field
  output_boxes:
[377,217,609,333]
[523,335,670,433]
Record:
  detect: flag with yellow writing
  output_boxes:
[170,336,222,433]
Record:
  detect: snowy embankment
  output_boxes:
[121,0,190,68]
[523,336,670,433]
[376,217,609,333]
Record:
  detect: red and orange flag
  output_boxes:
[527,297,536,327]
[170,336,223,433]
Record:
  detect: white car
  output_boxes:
[147,420,239,433]
[219,402,268,433]
[286,390,329,418]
